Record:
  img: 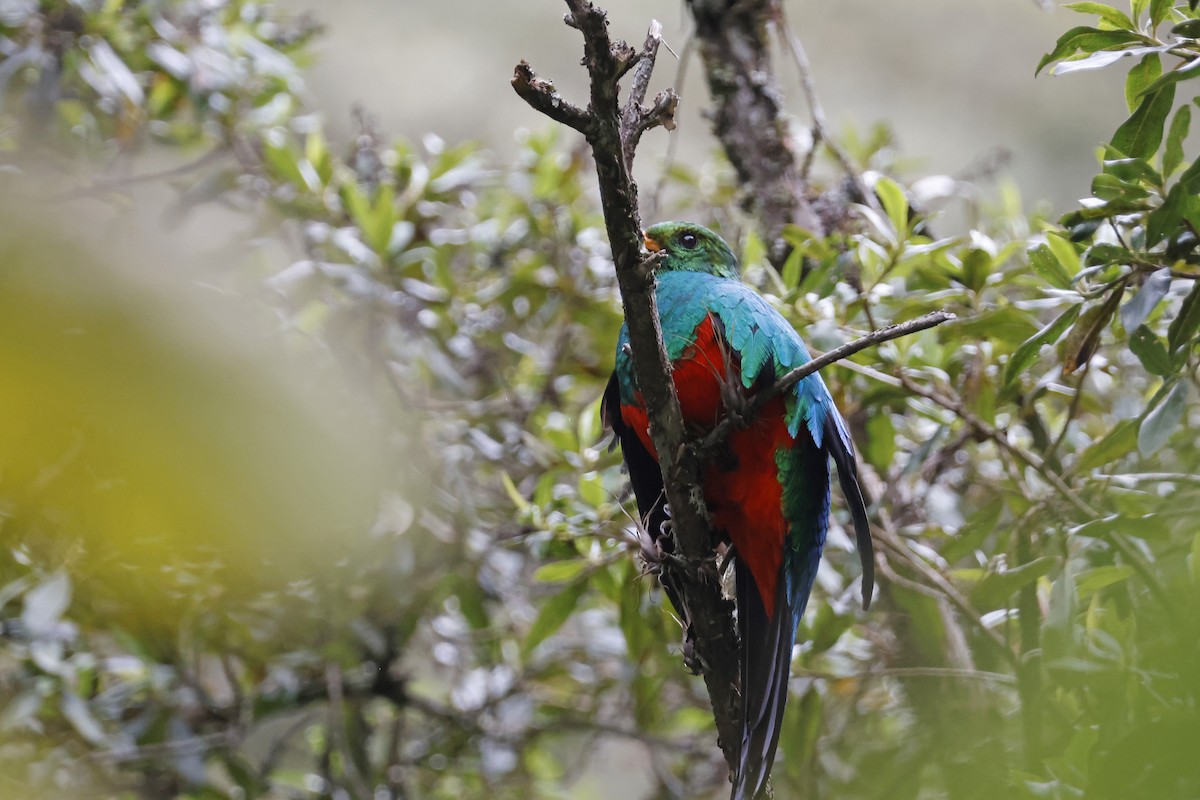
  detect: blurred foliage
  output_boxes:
[1,2,1199,800]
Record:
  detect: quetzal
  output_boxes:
[602,222,874,800]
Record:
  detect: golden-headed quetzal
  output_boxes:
[602,221,874,800]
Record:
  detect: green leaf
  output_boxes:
[1146,182,1189,247]
[1137,379,1189,456]
[1075,565,1135,598]
[1029,243,1075,289]
[1167,281,1200,355]
[1045,230,1083,277]
[1071,512,1170,540]
[1178,148,1200,190]
[864,411,897,473]
[1069,215,1112,241]
[1149,0,1173,26]
[780,249,803,290]
[1077,419,1137,470]
[955,306,1040,346]
[969,556,1059,611]
[533,560,591,584]
[262,137,304,186]
[808,602,854,654]
[501,471,530,513]
[1043,564,1076,663]
[960,248,991,292]
[1004,303,1082,386]
[874,175,909,239]
[523,579,587,656]
[305,130,332,185]
[741,230,767,273]
[1111,84,1175,160]
[618,566,653,657]
[1119,269,1171,331]
[1063,2,1134,29]
[1090,172,1151,201]
[1061,286,1125,374]
[1130,324,1175,375]
[1102,156,1161,184]
[1037,27,1147,76]
[1083,243,1132,266]
[1190,531,1200,586]
[1171,19,1200,38]
[1136,58,1200,98]
[789,688,823,769]
[942,497,1004,563]
[1126,54,1162,112]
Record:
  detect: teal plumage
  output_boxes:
[603,222,874,800]
[614,269,836,443]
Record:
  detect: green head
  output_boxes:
[643,221,739,278]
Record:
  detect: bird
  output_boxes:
[601,221,874,800]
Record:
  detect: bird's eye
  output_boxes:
[679,232,698,249]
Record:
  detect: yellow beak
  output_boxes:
[643,233,661,252]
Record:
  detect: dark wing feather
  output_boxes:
[602,373,668,541]
[731,558,794,800]
[603,372,697,628]
[824,413,874,610]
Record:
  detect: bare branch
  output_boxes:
[624,20,661,112]
[625,88,680,169]
[620,21,680,167]
[511,61,591,134]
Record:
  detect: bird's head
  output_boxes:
[643,222,739,279]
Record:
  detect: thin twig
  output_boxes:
[698,310,955,457]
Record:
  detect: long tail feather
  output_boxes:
[824,413,874,609]
[731,558,795,800]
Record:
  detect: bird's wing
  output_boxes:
[824,411,874,609]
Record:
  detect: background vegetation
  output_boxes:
[1,1,1198,799]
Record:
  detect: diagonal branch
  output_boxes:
[511,61,591,134]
